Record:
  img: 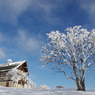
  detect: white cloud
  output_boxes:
[16,29,44,53]
[80,1,95,22]
[0,49,6,59]
[0,0,31,25]
[0,29,45,58]
[0,32,4,43]
[0,32,6,59]
[0,0,66,25]
[35,0,63,25]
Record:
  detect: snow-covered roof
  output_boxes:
[0,60,28,72]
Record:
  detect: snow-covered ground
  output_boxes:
[0,86,95,95]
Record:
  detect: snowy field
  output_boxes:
[0,86,95,95]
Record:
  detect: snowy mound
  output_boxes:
[0,86,95,95]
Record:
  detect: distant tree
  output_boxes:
[40,26,95,91]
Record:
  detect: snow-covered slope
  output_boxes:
[0,86,95,95]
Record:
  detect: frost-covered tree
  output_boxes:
[6,69,36,89]
[40,26,95,91]
[6,69,28,83]
[28,77,36,89]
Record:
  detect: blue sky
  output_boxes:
[0,0,95,89]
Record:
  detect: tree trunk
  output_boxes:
[76,78,85,91]
[73,64,86,91]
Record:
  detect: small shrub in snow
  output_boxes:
[38,84,50,90]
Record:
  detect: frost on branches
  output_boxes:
[6,69,36,89]
[40,26,95,91]
[6,69,27,82]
